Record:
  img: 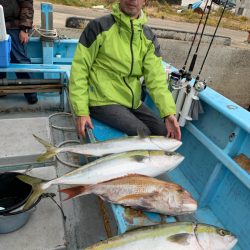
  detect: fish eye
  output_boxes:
[217,229,228,236]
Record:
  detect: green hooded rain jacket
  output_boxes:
[69,3,176,118]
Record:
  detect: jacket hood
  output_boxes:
[112,3,147,30]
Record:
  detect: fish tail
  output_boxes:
[59,185,90,200]
[33,134,59,162]
[17,175,50,211]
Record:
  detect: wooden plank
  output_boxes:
[0,84,63,94]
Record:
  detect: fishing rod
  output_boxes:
[172,0,230,126]
[170,0,213,90]
[171,0,214,118]
[182,0,213,80]
[185,0,214,81]
[195,0,230,82]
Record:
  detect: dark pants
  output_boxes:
[90,103,166,136]
[0,29,37,100]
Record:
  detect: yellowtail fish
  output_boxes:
[84,222,237,250]
[60,174,197,215]
[34,134,182,162]
[18,150,184,210]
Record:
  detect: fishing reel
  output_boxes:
[169,71,188,90]
[194,80,207,92]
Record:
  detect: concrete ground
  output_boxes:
[0,101,117,250]
[0,116,65,250]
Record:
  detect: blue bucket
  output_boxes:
[0,35,11,68]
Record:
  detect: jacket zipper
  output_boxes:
[123,77,134,109]
[129,20,134,76]
[124,20,135,109]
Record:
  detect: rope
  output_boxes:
[30,27,58,39]
[194,223,205,250]
[42,193,67,221]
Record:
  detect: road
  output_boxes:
[34,0,249,48]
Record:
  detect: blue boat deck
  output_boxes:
[89,88,250,250]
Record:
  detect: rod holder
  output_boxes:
[175,86,187,120]
[178,86,198,127]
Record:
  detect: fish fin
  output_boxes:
[17,175,48,211]
[131,155,149,162]
[59,185,91,200]
[33,134,59,162]
[167,233,191,245]
[137,129,147,139]
[117,192,158,203]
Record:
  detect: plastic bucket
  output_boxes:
[0,172,32,214]
[0,172,39,233]
[0,207,36,234]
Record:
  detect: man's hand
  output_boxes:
[19,30,29,44]
[76,115,94,137]
[165,115,181,140]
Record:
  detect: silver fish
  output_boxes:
[34,134,182,162]
[18,150,184,210]
[84,222,237,250]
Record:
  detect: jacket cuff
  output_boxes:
[73,105,89,116]
[160,111,176,119]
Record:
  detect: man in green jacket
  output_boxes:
[69,0,181,140]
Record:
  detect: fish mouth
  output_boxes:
[176,155,185,164]
[168,141,182,152]
[163,152,185,161]
[182,202,197,212]
[171,153,185,166]
[227,236,238,248]
[182,195,197,212]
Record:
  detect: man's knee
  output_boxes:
[126,123,151,136]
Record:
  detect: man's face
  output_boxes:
[120,0,145,19]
